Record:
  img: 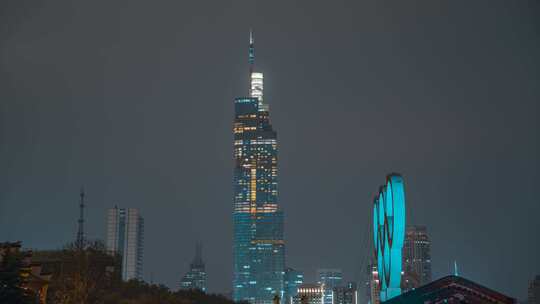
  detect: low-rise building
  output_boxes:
[384,275,515,304]
[293,283,325,304]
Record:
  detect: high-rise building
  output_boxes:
[402,225,432,291]
[233,31,285,304]
[284,268,304,304]
[180,243,207,292]
[364,263,380,304]
[293,284,325,304]
[317,268,343,304]
[333,282,358,304]
[106,207,144,281]
[529,275,540,304]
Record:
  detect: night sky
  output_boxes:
[1,0,539,300]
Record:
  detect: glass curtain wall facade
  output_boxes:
[284,268,304,304]
[317,268,343,304]
[233,31,285,304]
[106,207,144,281]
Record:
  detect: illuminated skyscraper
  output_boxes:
[365,263,380,304]
[317,268,343,304]
[402,225,432,291]
[106,207,144,281]
[180,243,207,292]
[284,268,304,304]
[233,31,285,304]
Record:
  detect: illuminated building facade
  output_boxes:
[233,31,285,304]
[180,243,207,292]
[373,174,406,301]
[317,268,343,304]
[364,263,380,304]
[284,268,304,304]
[293,284,325,304]
[333,282,358,304]
[106,207,144,281]
[402,225,432,292]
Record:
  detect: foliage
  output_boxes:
[0,248,33,304]
[33,240,121,304]
[102,280,239,304]
[34,242,241,304]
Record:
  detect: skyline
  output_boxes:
[1,0,539,301]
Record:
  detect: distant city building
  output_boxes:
[384,275,516,304]
[529,275,540,304]
[284,268,304,304]
[233,31,285,304]
[317,268,343,304]
[180,243,207,292]
[106,207,144,281]
[364,263,380,304]
[293,283,325,304]
[402,225,432,291]
[333,282,358,304]
[372,174,406,301]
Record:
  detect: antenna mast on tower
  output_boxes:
[76,187,86,249]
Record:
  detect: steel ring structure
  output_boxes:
[373,173,406,301]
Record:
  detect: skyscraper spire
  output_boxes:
[249,29,255,68]
[180,241,207,291]
[76,186,86,249]
[248,29,265,107]
[194,241,203,266]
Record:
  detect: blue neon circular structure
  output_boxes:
[373,173,406,301]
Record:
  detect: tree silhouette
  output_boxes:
[0,248,33,304]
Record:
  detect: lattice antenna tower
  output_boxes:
[76,187,86,249]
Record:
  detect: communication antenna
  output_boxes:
[76,187,86,249]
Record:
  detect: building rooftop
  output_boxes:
[384,275,515,304]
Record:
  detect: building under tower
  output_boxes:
[233,31,285,304]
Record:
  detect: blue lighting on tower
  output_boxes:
[373,173,406,301]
